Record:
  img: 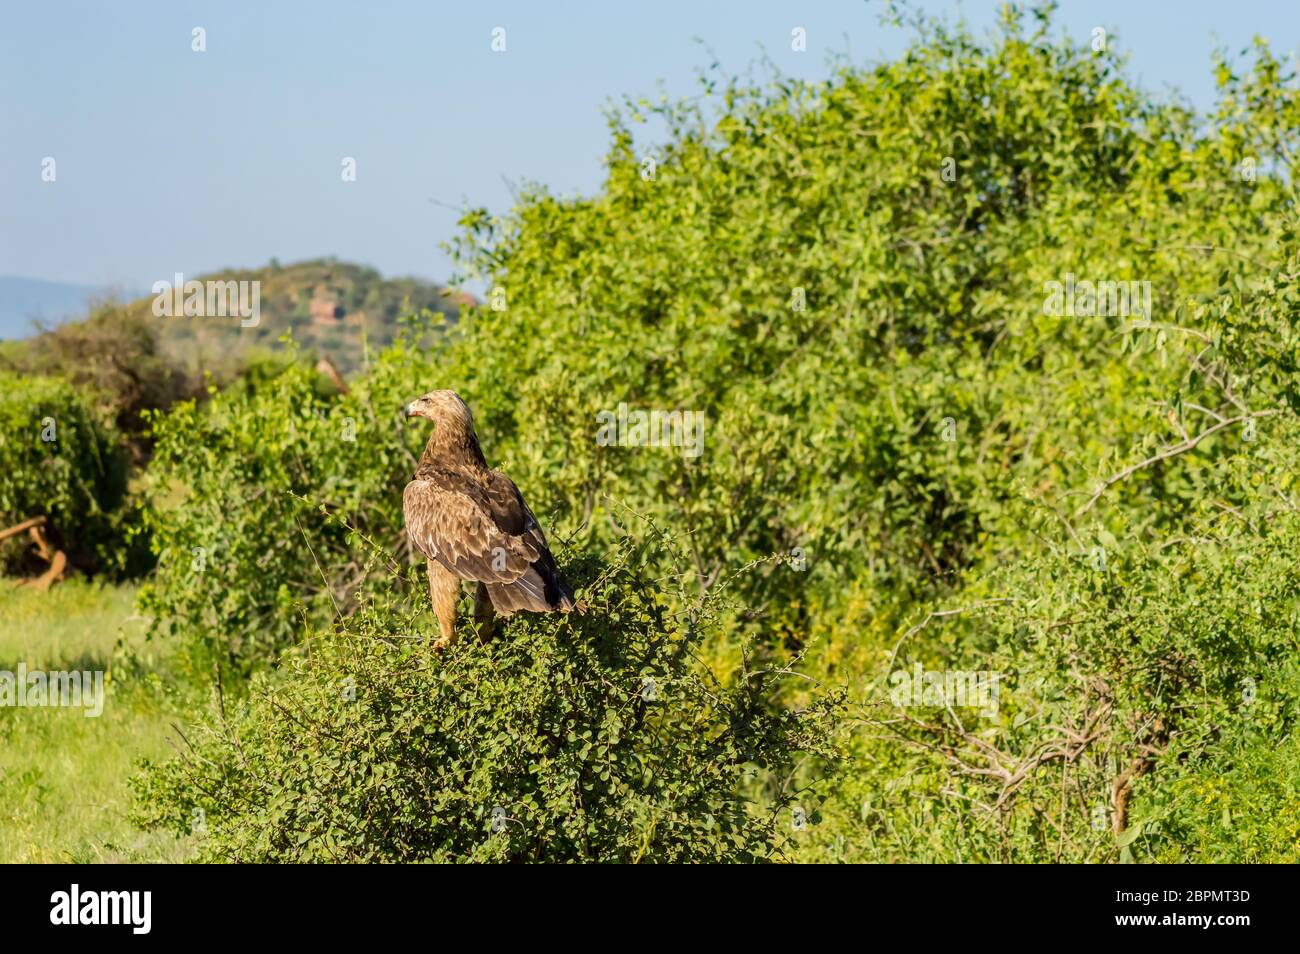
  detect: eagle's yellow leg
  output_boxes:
[426,559,460,649]
[473,582,496,642]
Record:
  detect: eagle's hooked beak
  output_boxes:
[404,401,419,419]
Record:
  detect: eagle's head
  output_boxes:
[405,389,474,429]
[406,390,485,465]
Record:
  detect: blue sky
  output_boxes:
[2,1,1297,292]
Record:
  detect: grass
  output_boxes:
[0,578,195,862]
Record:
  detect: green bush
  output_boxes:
[131,536,843,862]
[0,371,136,574]
[1154,691,1300,863]
[431,6,1298,646]
[807,513,1300,861]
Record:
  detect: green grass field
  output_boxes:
[0,579,193,862]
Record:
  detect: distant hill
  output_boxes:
[140,259,472,377]
[0,276,144,340]
[49,261,467,382]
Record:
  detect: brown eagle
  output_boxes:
[403,390,577,648]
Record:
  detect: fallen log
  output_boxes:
[0,515,46,543]
[28,524,54,562]
[2,515,67,591]
[25,549,67,593]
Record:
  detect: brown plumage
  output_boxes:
[402,390,576,648]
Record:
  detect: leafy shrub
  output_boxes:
[131,535,843,862]
[432,6,1298,646]
[793,417,1300,863]
[1154,686,1300,863]
[0,371,135,574]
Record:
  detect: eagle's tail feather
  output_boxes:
[486,553,578,616]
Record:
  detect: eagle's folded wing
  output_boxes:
[403,479,539,583]
[404,474,577,615]
[480,472,576,613]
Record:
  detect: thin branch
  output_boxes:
[1075,409,1283,517]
